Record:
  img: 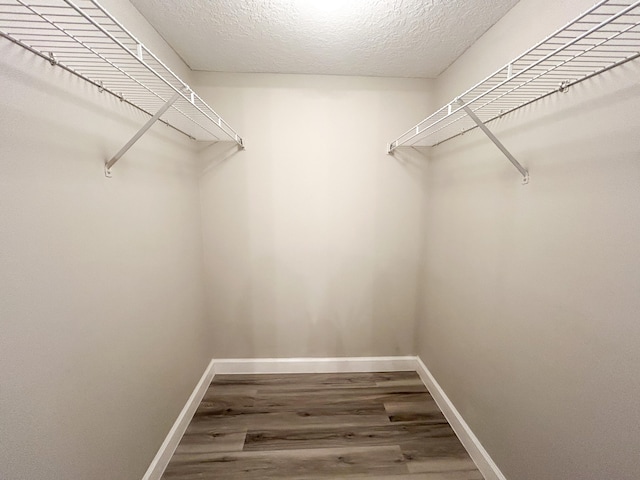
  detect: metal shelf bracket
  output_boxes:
[456,98,529,184]
[104,89,184,177]
[1,0,245,178]
[386,0,640,185]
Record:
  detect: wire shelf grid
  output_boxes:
[388,0,640,151]
[0,0,243,146]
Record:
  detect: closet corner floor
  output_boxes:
[161,371,483,479]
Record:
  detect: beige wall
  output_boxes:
[0,1,209,479]
[4,0,639,479]
[194,72,432,358]
[417,0,640,479]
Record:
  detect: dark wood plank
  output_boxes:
[253,390,434,409]
[375,377,427,388]
[173,429,247,454]
[211,372,420,390]
[407,457,481,475]
[162,445,409,480]
[400,436,472,463]
[200,388,257,401]
[244,422,456,452]
[194,393,256,416]
[255,383,429,397]
[204,384,260,395]
[193,400,389,418]
[385,399,448,423]
[303,472,483,480]
[161,371,483,479]
[186,412,393,432]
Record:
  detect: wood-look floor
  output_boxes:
[161,371,483,480]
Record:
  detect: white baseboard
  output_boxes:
[414,356,507,480]
[142,355,506,480]
[212,356,418,374]
[141,359,216,480]
[141,356,414,479]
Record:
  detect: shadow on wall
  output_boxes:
[197,142,244,176]
[391,146,431,185]
[391,146,430,165]
[388,146,430,356]
[304,259,374,357]
[429,67,640,172]
[0,48,196,176]
[225,254,391,358]
[230,278,257,360]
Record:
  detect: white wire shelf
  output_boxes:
[388,0,640,167]
[0,0,244,173]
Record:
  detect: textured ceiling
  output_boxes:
[129,0,520,78]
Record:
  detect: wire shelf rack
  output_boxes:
[388,0,640,153]
[0,0,244,150]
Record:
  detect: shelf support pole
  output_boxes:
[105,90,184,177]
[456,97,529,184]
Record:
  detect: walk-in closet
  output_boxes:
[1,0,639,479]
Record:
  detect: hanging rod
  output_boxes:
[387,0,640,181]
[0,0,245,176]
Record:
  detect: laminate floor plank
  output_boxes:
[303,473,484,480]
[244,422,456,452]
[375,377,427,388]
[406,457,479,474]
[254,384,429,397]
[403,471,485,480]
[401,436,472,463]
[162,445,409,480]
[205,384,261,395]
[211,372,419,390]
[385,399,448,423]
[186,412,393,432]
[253,392,434,409]
[173,429,247,454]
[161,371,484,479]
[200,389,257,401]
[193,401,389,418]
[194,394,257,416]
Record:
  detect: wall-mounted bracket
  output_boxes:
[456,98,529,184]
[0,0,245,177]
[105,89,184,177]
[386,0,640,167]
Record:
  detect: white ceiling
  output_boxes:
[130,0,520,78]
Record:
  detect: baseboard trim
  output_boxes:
[142,355,506,480]
[212,356,418,374]
[414,356,507,480]
[141,359,216,480]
